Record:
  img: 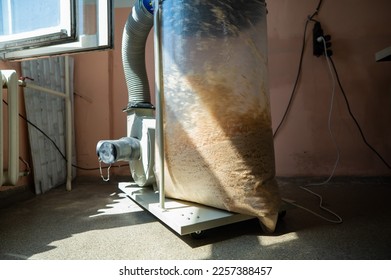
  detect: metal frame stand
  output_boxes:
[119,182,255,236]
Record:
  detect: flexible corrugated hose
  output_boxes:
[122,0,154,109]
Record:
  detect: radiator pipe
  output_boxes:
[0,70,19,186]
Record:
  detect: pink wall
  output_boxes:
[2,1,391,188]
[267,0,391,176]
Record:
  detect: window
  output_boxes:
[0,0,113,60]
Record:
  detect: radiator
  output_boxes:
[0,70,19,186]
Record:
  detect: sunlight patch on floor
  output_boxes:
[257,232,299,247]
[89,192,143,217]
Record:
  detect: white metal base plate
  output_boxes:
[118,182,254,236]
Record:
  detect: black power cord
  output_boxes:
[273,0,324,138]
[329,57,391,170]
[2,99,128,171]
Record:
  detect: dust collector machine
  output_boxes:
[96,0,281,236]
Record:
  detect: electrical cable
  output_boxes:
[274,0,343,224]
[283,37,343,224]
[294,37,343,224]
[273,0,323,139]
[314,0,324,12]
[2,99,128,172]
[329,57,391,170]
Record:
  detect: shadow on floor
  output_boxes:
[0,177,390,259]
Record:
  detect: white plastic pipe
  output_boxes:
[65,56,72,191]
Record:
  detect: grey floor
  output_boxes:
[0,176,390,260]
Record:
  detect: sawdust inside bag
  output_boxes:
[159,0,281,232]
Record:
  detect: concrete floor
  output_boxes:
[0,176,390,260]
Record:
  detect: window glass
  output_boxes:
[9,0,61,34]
[0,0,112,60]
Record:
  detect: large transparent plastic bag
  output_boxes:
[157,0,281,232]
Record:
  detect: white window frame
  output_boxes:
[0,0,75,53]
[1,0,113,60]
